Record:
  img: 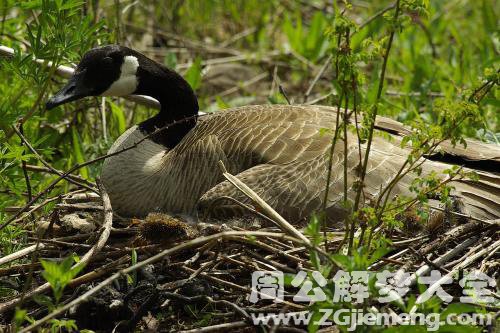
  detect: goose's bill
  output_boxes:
[46,71,93,110]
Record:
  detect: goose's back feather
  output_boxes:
[102,105,500,222]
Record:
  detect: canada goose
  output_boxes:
[46,45,500,223]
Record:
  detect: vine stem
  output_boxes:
[352,0,401,216]
[322,31,343,251]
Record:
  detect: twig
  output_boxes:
[304,54,332,103]
[402,236,480,287]
[25,164,95,189]
[206,195,278,226]
[220,27,257,47]
[353,0,401,241]
[179,265,302,309]
[18,124,33,202]
[55,203,103,211]
[7,196,61,228]
[12,125,97,193]
[429,204,497,226]
[100,97,108,143]
[356,3,396,31]
[0,243,47,267]
[408,246,450,274]
[0,115,197,232]
[420,221,487,255]
[75,178,113,267]
[410,238,500,312]
[217,161,310,245]
[279,85,291,105]
[0,179,113,314]
[215,72,268,98]
[179,321,247,333]
[305,91,333,105]
[17,231,301,332]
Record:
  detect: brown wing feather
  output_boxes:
[171,105,500,221]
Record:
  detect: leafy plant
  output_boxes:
[40,254,85,307]
[283,11,330,63]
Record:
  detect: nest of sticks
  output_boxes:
[0,166,498,332]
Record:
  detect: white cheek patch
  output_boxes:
[102,55,139,96]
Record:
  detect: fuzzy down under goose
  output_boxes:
[46,45,500,223]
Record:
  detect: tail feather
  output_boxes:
[450,172,500,220]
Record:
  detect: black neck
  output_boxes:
[135,61,199,148]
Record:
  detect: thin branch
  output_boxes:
[279,84,291,104]
[304,54,332,103]
[12,125,97,193]
[18,124,33,202]
[0,115,197,232]
[356,3,397,31]
[17,231,301,332]
[0,179,113,313]
[353,0,401,214]
[217,161,310,246]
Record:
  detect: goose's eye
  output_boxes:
[102,57,114,67]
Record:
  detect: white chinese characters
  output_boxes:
[248,269,498,306]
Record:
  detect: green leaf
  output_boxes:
[40,255,85,304]
[441,303,484,317]
[71,127,88,179]
[184,57,202,91]
[109,101,127,134]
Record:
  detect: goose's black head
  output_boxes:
[46,45,198,116]
[46,45,138,109]
[46,45,199,148]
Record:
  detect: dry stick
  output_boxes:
[216,72,268,98]
[7,195,61,227]
[279,85,291,104]
[0,244,47,267]
[306,92,333,105]
[18,124,33,202]
[232,236,304,264]
[67,255,130,288]
[179,265,303,310]
[180,321,247,333]
[0,179,113,314]
[0,231,102,267]
[303,54,332,103]
[12,125,97,193]
[323,32,343,250]
[404,236,480,287]
[410,238,500,313]
[54,203,103,212]
[18,231,302,332]
[428,204,497,226]
[0,262,41,277]
[207,195,279,227]
[217,161,310,246]
[70,178,112,267]
[356,2,397,31]
[0,114,197,232]
[220,27,257,47]
[25,165,95,189]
